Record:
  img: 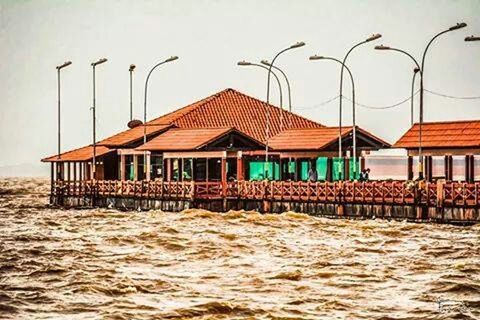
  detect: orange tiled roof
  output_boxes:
[269,127,390,150]
[41,145,113,162]
[98,124,172,147]
[146,88,323,142]
[136,127,244,151]
[394,120,480,149]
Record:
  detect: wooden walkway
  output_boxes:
[52,179,480,208]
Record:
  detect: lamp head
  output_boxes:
[449,22,467,31]
[374,44,391,50]
[366,34,382,42]
[56,61,72,69]
[290,41,306,49]
[165,56,178,63]
[129,64,136,71]
[309,55,324,60]
[465,35,480,41]
[237,60,252,66]
[260,60,271,66]
[91,58,107,66]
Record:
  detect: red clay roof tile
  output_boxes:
[42,145,113,162]
[147,88,323,142]
[97,124,172,147]
[269,126,390,150]
[394,120,480,149]
[136,127,235,151]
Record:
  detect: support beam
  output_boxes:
[166,158,172,181]
[237,156,244,181]
[326,157,333,182]
[206,158,209,182]
[425,156,433,181]
[120,155,126,181]
[471,155,475,182]
[221,157,227,195]
[73,162,77,182]
[344,157,350,181]
[407,156,413,180]
[133,155,138,181]
[146,154,151,181]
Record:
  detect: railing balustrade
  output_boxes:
[51,179,480,207]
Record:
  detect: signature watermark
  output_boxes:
[437,298,471,313]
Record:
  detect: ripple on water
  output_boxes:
[0,178,479,319]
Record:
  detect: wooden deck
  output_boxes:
[52,179,480,208]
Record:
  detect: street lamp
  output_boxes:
[264,42,305,176]
[374,22,467,180]
[129,64,136,123]
[337,34,381,180]
[143,56,178,180]
[237,61,284,129]
[260,60,293,128]
[465,35,480,42]
[310,55,357,179]
[56,61,72,161]
[91,58,107,180]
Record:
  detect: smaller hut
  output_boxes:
[394,120,480,182]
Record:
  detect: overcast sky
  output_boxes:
[1,0,479,171]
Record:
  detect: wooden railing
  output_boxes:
[52,180,480,207]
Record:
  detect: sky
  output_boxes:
[0,0,479,174]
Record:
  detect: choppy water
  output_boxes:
[1,178,480,319]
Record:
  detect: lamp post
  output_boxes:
[129,64,136,122]
[310,55,357,179]
[411,67,420,126]
[56,61,72,160]
[374,22,466,179]
[143,56,178,180]
[237,61,284,129]
[337,34,381,180]
[91,58,107,180]
[260,60,292,129]
[264,42,305,177]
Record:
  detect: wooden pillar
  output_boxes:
[326,157,333,182]
[206,158,209,182]
[146,153,151,181]
[470,155,475,182]
[444,155,453,181]
[73,162,77,181]
[133,155,138,181]
[237,155,244,181]
[294,158,299,181]
[407,156,413,180]
[166,158,172,181]
[120,155,126,181]
[221,157,227,194]
[425,156,433,181]
[465,155,470,183]
[59,162,64,181]
[360,156,366,172]
[344,157,350,181]
[466,155,474,183]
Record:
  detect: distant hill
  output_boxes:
[0,163,50,178]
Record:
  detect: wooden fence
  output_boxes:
[52,179,480,207]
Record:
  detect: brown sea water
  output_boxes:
[0,178,479,319]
